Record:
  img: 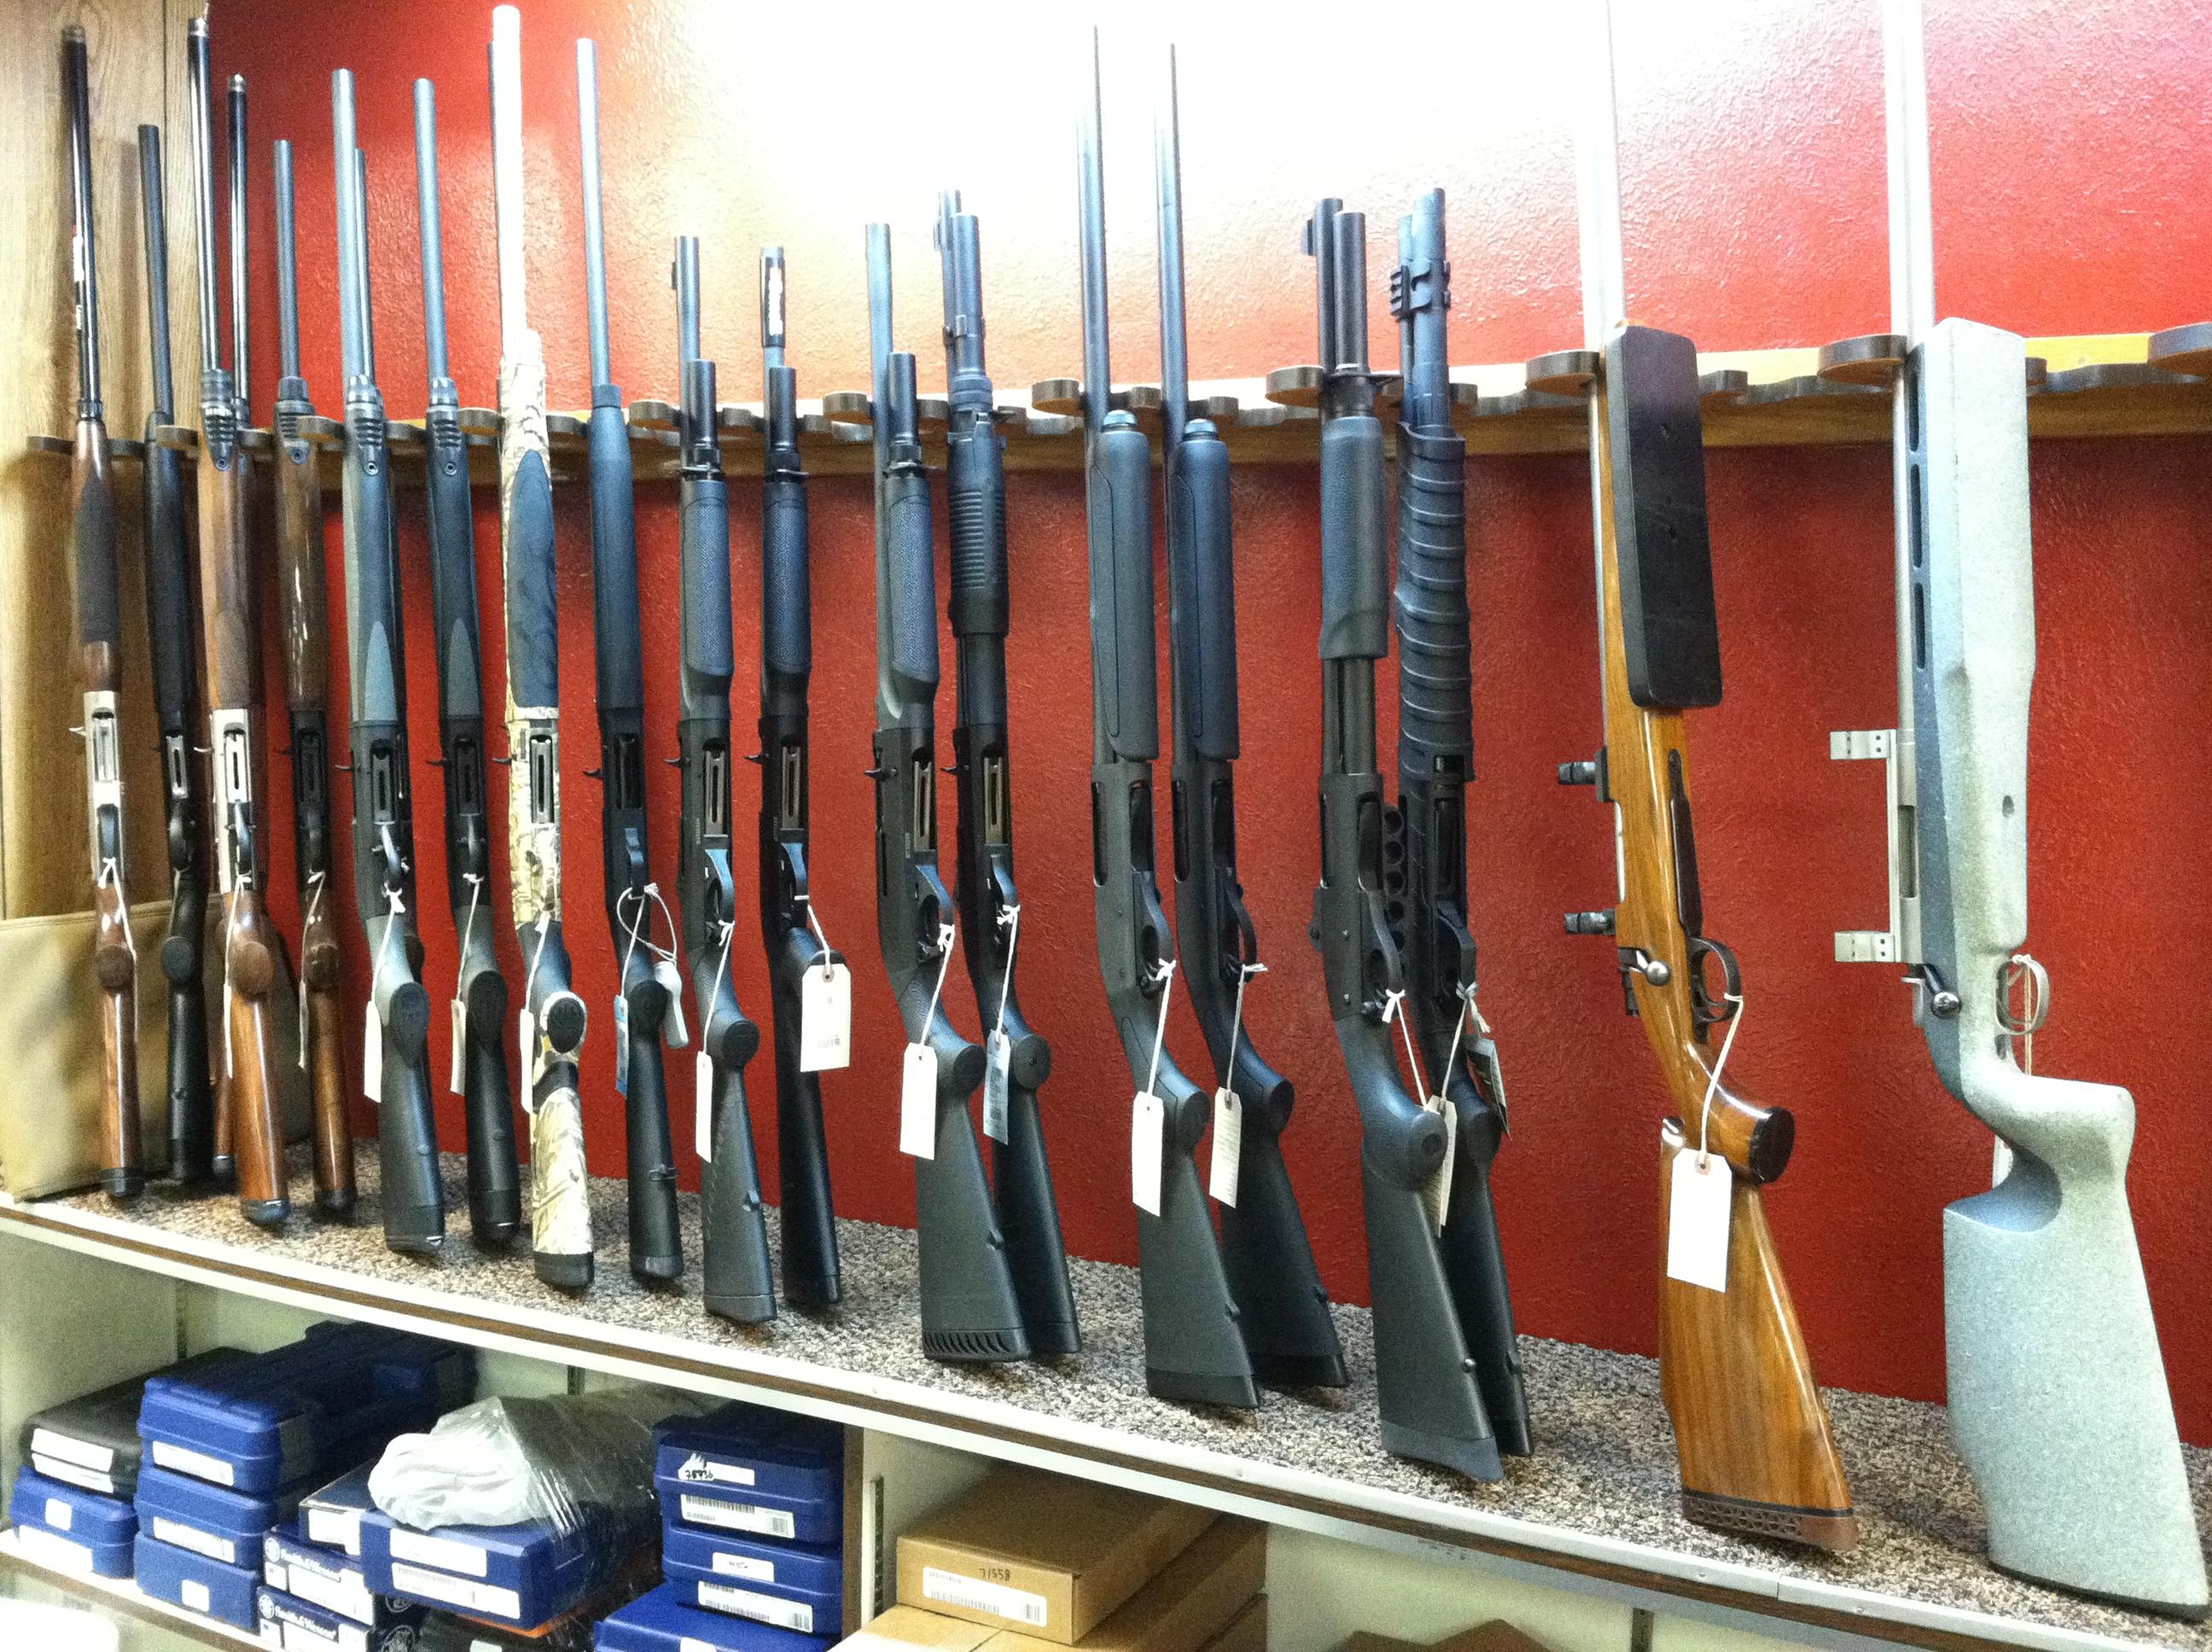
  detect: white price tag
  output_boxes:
[983,1031,1012,1143]
[362,1002,381,1102]
[1666,1147,1732,1293]
[696,1054,713,1162]
[655,957,690,1048]
[1208,1087,1241,1206]
[1130,1091,1164,1215]
[448,998,467,1096]
[613,993,631,1096]
[799,962,852,1072]
[1422,1096,1458,1231]
[516,1009,537,1110]
[900,1044,938,1158]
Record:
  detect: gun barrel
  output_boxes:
[1153,44,1186,450]
[577,38,611,388]
[65,29,102,410]
[411,80,451,384]
[227,75,250,414]
[674,234,701,367]
[489,4,527,350]
[760,244,786,362]
[332,72,366,384]
[138,126,174,420]
[185,22,223,384]
[353,148,375,375]
[273,141,301,382]
[1077,29,1110,427]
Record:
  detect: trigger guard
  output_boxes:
[1686,934,1741,1032]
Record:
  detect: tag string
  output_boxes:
[1382,988,1432,1102]
[707,918,736,1035]
[1442,986,1475,1088]
[1693,990,1747,1168]
[991,905,1022,1043]
[369,890,406,1004]
[920,923,958,1032]
[804,896,836,980]
[1142,958,1178,1102]
[1224,961,1266,1076]
[457,871,485,964]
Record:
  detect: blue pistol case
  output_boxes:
[362,1505,599,1629]
[653,1406,841,1545]
[661,1523,841,1637]
[134,1463,300,1568]
[135,1530,262,1627]
[18,1347,245,1499]
[594,1582,834,1652]
[9,1466,137,1578]
[257,1585,422,1651]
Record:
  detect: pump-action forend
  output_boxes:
[64,27,141,1204]
[672,236,773,1324]
[331,72,443,1254]
[136,120,216,1188]
[273,135,353,1221]
[867,224,1030,1364]
[412,77,521,1251]
[489,4,593,1290]
[1078,35,1256,1409]
[757,246,842,1310]
[187,21,288,1228]
[579,41,683,1288]
[935,189,1081,1358]
[1156,48,1342,1393]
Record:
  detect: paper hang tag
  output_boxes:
[362,1002,382,1103]
[613,994,631,1096]
[655,957,690,1049]
[298,974,309,1071]
[1208,1088,1242,1207]
[982,1031,1012,1143]
[1130,1091,1165,1215]
[1667,1147,1732,1293]
[1471,1038,1510,1133]
[516,1009,538,1113]
[799,963,853,1073]
[899,1044,938,1159]
[448,998,467,1096]
[1421,1095,1458,1231]
[696,1053,713,1162]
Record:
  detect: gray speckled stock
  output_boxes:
[40,1144,2212,1649]
[1912,317,2206,1618]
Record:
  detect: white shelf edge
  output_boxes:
[0,1527,261,1648]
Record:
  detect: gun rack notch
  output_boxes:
[28,331,2211,483]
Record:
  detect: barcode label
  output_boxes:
[699,1579,815,1633]
[388,1527,489,1577]
[17,1523,93,1573]
[29,1428,113,1472]
[150,1440,236,1486]
[712,1550,776,1582]
[153,1515,236,1565]
[680,1493,795,1539]
[923,1566,1049,1626]
[677,1451,757,1487]
[389,1562,522,1620]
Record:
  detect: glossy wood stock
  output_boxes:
[220,885,286,1216]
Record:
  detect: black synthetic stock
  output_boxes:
[1318,418,1388,660]
[1168,428,1238,761]
[1607,325,1721,711]
[375,961,445,1254]
[621,972,681,1280]
[701,1056,773,1321]
[504,452,559,707]
[460,958,520,1246]
[1437,1082,1530,1455]
[1138,1154,1259,1406]
[1088,422,1158,761]
[1218,1120,1346,1386]
[769,923,838,1308]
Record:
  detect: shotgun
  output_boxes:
[1562,9,1853,1546]
[865,224,1028,1364]
[63,27,141,1203]
[135,122,216,1187]
[672,236,773,1324]
[411,79,521,1251]
[1821,0,2205,1613]
[489,4,593,1291]
[331,73,444,1255]
[1156,50,1342,1392]
[186,22,287,1227]
[934,191,1080,1357]
[271,137,353,1219]
[757,246,843,1309]
[579,40,683,1286]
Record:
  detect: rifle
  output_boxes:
[1075,40,1254,1408]
[865,224,1027,1364]
[1561,8,1853,1547]
[135,121,215,1187]
[756,246,842,1309]
[330,73,443,1255]
[672,236,772,1323]
[489,5,593,1290]
[576,43,682,1286]
[270,138,352,1221]
[934,192,1080,1355]
[1155,52,1340,1392]
[186,21,287,1227]
[63,28,141,1203]
[1822,0,2205,1613]
[411,79,521,1251]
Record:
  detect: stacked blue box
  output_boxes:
[8,1465,137,1579]
[652,1406,842,1547]
[135,1464,304,1568]
[595,1583,832,1652]
[256,1585,421,1651]
[135,1528,261,1628]
[360,1502,607,1629]
[660,1525,840,1637]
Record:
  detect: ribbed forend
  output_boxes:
[946,432,1008,638]
[1394,423,1472,777]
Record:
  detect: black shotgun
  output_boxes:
[1077,35,1256,1409]
[866,224,1028,1364]
[1155,48,1344,1390]
[756,246,842,1309]
[934,191,1080,1357]
[411,78,520,1250]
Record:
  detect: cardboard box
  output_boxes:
[1429,1626,1551,1652]
[897,1469,1214,1644]
[1337,1637,1423,1652]
[841,1606,1002,1652]
[979,1517,1264,1652]
[1202,1596,1266,1652]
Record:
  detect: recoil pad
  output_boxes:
[1318,416,1388,660]
[946,422,1009,638]
[1394,422,1473,768]
[1091,416,1158,760]
[1172,424,1239,760]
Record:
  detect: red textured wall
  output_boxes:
[202,1,2212,1443]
